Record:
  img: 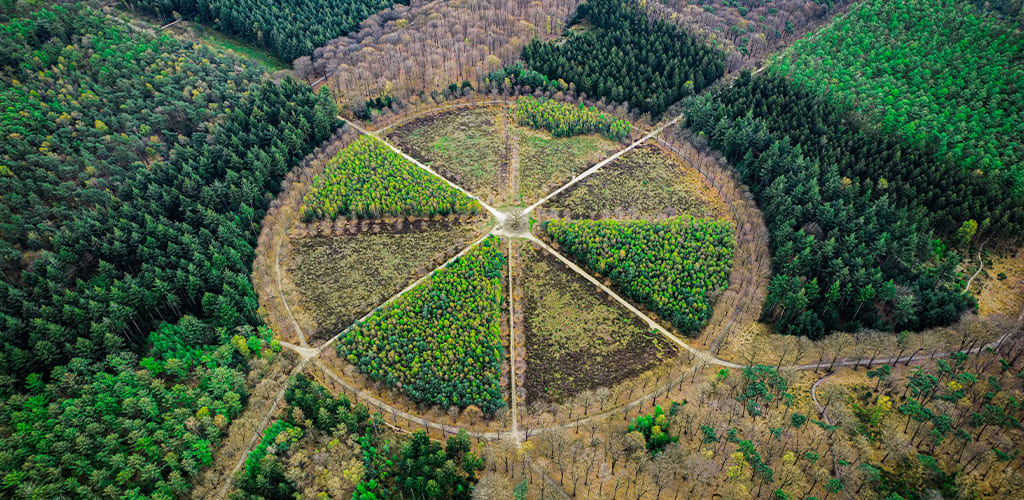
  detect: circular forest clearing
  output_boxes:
[263,98,752,434]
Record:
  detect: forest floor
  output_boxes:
[532,143,728,222]
[385,105,510,206]
[515,127,620,204]
[287,216,492,343]
[974,246,1024,319]
[385,103,628,207]
[518,239,676,404]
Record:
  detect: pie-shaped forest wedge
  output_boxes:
[385,106,510,206]
[290,217,492,343]
[336,236,507,413]
[544,217,734,335]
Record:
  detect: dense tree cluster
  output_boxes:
[283,374,371,435]
[338,237,506,413]
[522,0,725,116]
[970,0,1024,21]
[482,62,565,94]
[355,430,483,500]
[683,76,975,338]
[628,404,679,454]
[685,73,1024,241]
[0,318,277,498]
[123,0,407,61]
[232,420,303,500]
[0,6,261,271]
[515,96,631,141]
[309,0,579,105]
[737,365,792,418]
[281,375,482,500]
[300,135,482,221]
[545,217,734,335]
[770,0,1024,190]
[0,5,339,497]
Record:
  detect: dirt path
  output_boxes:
[507,240,521,444]
[522,114,684,214]
[811,371,837,425]
[215,356,315,499]
[274,223,308,347]
[528,234,742,369]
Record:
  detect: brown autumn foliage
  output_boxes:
[479,330,1024,499]
[303,0,581,107]
[649,0,857,73]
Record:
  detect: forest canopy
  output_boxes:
[770,0,1024,191]
[300,135,482,221]
[683,73,977,338]
[0,4,339,497]
[338,236,506,413]
[522,0,725,116]
[546,217,734,336]
[121,0,408,62]
[515,95,632,141]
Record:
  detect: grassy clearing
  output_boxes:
[289,218,490,343]
[386,106,508,205]
[539,144,726,220]
[515,126,619,204]
[165,21,289,71]
[974,247,1024,318]
[520,241,676,404]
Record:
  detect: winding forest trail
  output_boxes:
[811,371,837,425]
[274,222,308,347]
[230,104,1020,496]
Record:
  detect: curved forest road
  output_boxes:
[274,221,308,348]
[224,106,1021,496]
[811,371,838,425]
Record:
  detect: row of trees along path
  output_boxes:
[226,104,1018,497]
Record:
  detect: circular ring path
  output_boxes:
[219,103,1016,497]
